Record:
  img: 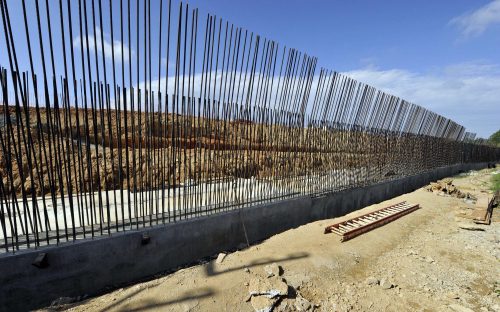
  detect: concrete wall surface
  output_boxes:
[0,162,489,311]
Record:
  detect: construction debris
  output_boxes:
[365,276,379,285]
[425,178,475,200]
[379,278,394,290]
[473,191,498,225]
[294,295,312,311]
[246,264,315,312]
[455,191,498,225]
[216,253,227,264]
[248,276,288,298]
[264,263,281,277]
[471,197,492,224]
[448,304,475,312]
[250,295,278,312]
[457,223,486,231]
[247,275,287,312]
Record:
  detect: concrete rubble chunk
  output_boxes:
[449,304,475,312]
[294,295,312,311]
[248,275,288,298]
[250,295,278,312]
[426,178,472,199]
[216,253,227,264]
[284,272,310,290]
[264,263,281,277]
[407,249,418,256]
[379,278,393,289]
[244,293,252,302]
[441,178,453,185]
[457,223,486,231]
[425,256,435,263]
[365,276,379,286]
[274,298,294,312]
[446,292,460,299]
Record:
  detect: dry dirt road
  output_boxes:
[47,167,500,312]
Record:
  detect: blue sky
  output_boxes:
[1,0,499,137]
[187,0,500,72]
[187,0,500,138]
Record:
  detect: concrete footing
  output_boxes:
[0,162,489,311]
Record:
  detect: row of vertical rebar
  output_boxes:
[0,0,498,253]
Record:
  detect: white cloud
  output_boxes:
[114,71,317,117]
[450,0,500,37]
[70,57,498,138]
[343,62,500,138]
[73,27,133,62]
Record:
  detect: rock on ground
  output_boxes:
[365,276,379,286]
[449,304,476,312]
[379,278,393,289]
[250,295,278,312]
[294,295,312,311]
[248,275,288,298]
[216,253,227,264]
[263,263,281,277]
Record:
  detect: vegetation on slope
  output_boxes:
[491,172,500,192]
[489,129,500,147]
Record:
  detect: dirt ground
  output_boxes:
[3,106,465,198]
[49,167,500,312]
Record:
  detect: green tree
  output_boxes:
[489,129,500,146]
